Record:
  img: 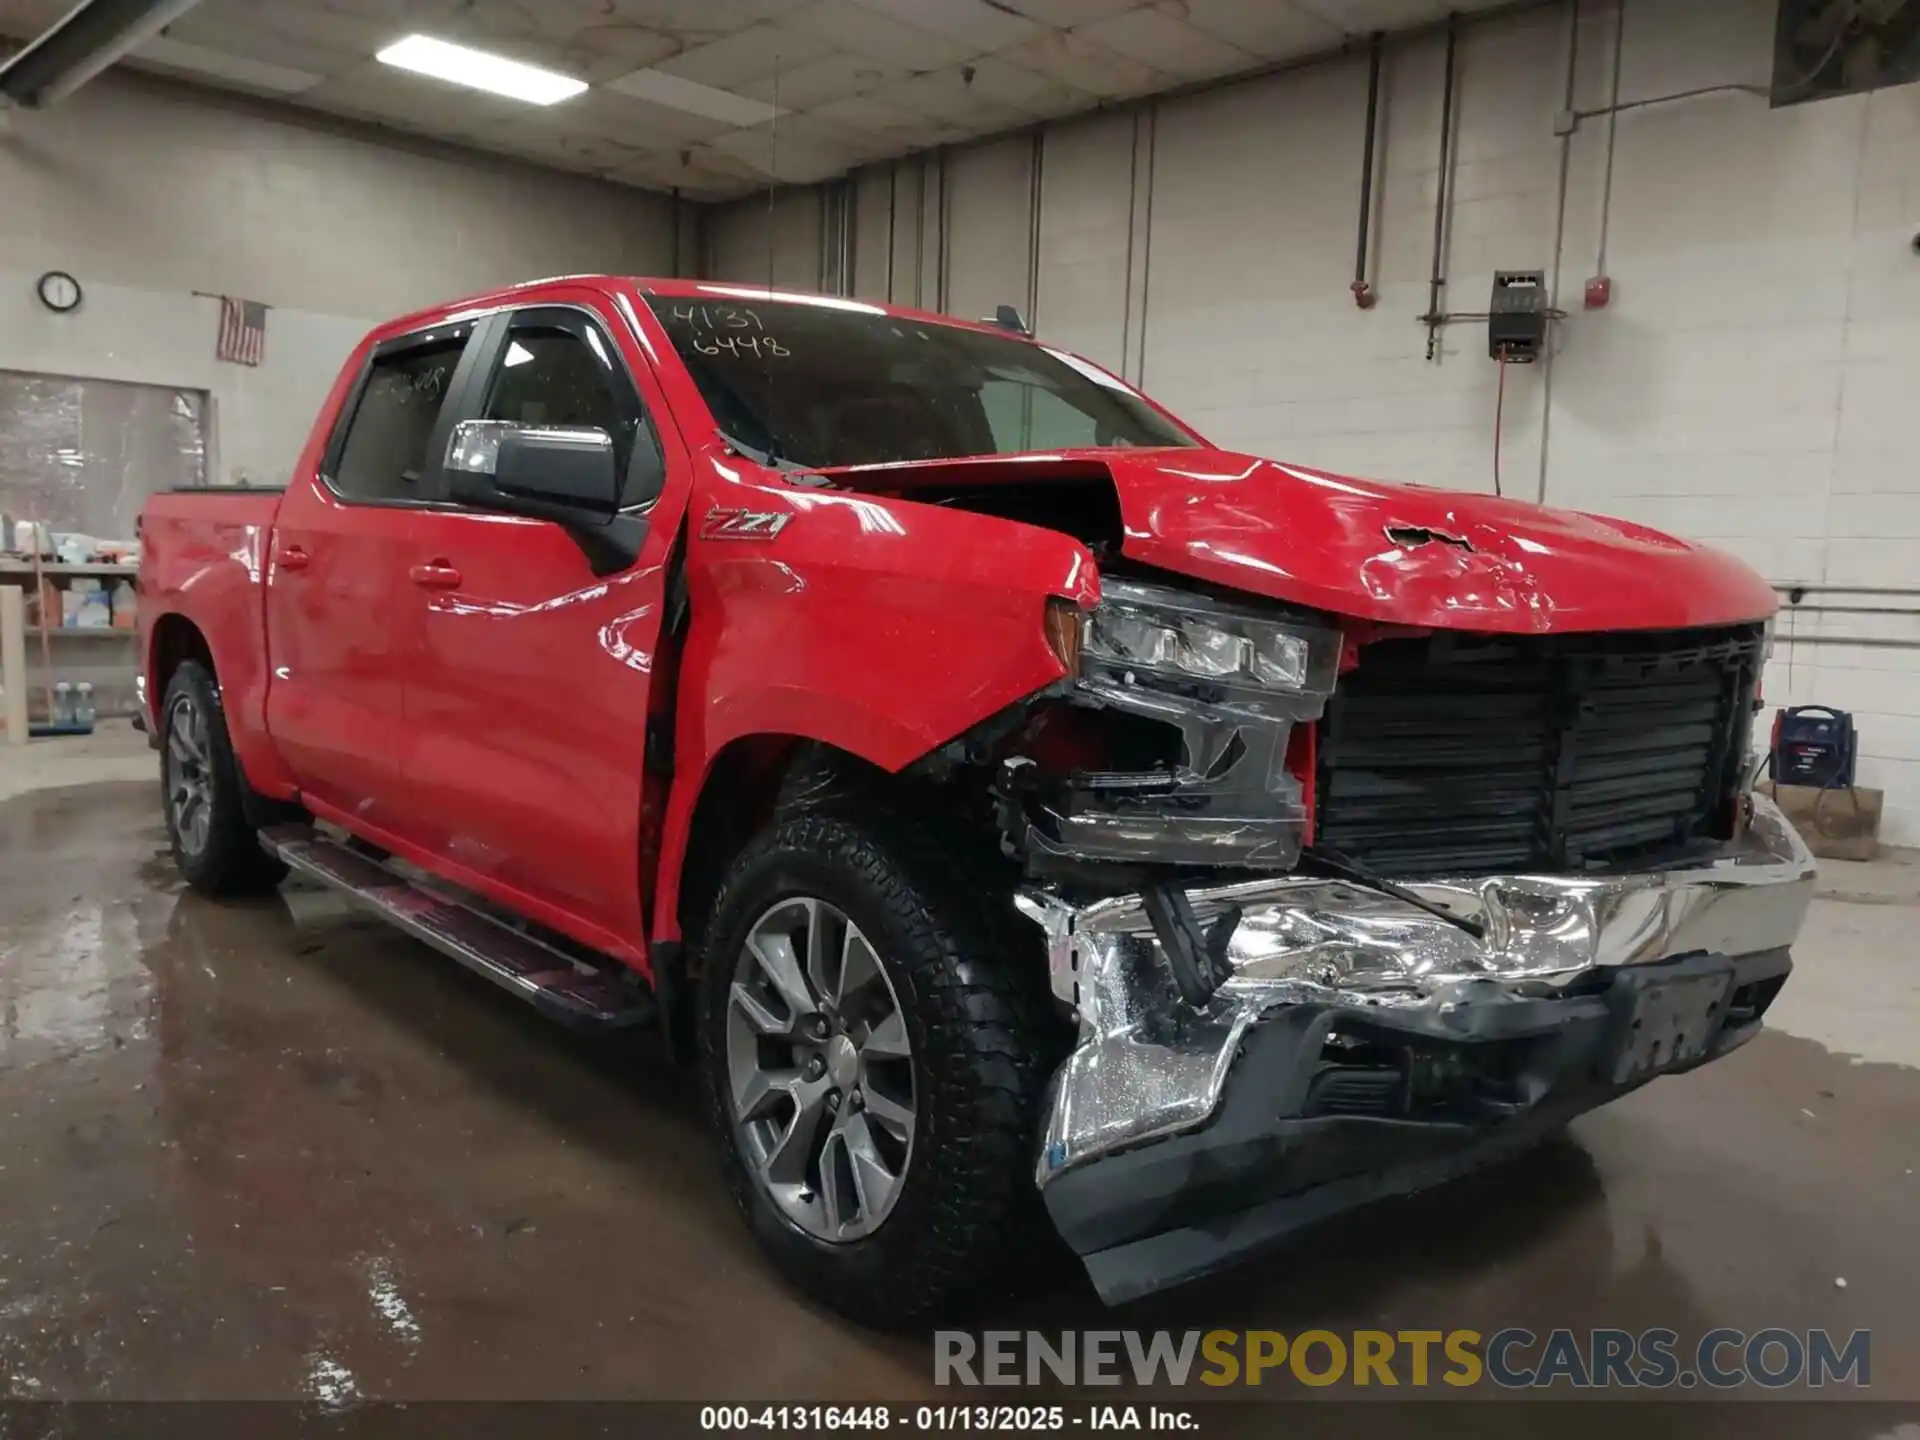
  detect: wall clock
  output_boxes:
[37,271,82,313]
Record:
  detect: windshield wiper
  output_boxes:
[715,429,796,472]
[713,430,834,487]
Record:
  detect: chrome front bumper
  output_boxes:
[1016,794,1817,1184]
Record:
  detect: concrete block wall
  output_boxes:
[0,71,676,490]
[944,135,1037,325]
[4,4,1915,842]
[703,0,1920,846]
[710,188,823,290]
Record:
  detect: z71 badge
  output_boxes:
[700,509,792,540]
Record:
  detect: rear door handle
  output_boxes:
[409,561,462,589]
[278,544,310,572]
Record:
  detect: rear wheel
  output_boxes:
[161,660,287,896]
[698,810,1053,1325]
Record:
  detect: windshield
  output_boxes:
[645,292,1197,469]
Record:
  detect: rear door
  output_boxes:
[396,297,684,960]
[264,322,478,831]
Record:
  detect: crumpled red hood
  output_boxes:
[819,448,1777,634]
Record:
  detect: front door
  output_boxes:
[397,299,684,961]
[264,324,476,832]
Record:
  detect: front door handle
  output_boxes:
[278,544,310,572]
[409,561,463,589]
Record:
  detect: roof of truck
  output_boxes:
[376,274,1032,348]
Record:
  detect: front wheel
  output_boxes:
[698,810,1054,1325]
[161,659,287,896]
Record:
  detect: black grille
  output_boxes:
[1315,624,1765,876]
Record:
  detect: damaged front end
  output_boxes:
[985,578,1814,1304]
[999,578,1343,875]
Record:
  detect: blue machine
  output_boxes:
[1770,706,1857,788]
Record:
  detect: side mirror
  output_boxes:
[445,419,619,519]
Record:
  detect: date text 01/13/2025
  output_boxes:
[698,1405,1195,1432]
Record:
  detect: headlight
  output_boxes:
[1093,611,1180,668]
[1174,618,1243,676]
[1249,630,1312,689]
[1082,580,1339,698]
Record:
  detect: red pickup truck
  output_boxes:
[139,275,1815,1321]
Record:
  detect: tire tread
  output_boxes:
[161,659,287,896]
[699,806,1058,1325]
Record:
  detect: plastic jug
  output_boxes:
[53,681,74,726]
[73,682,96,728]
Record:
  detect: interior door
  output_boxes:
[264,324,477,830]
[397,300,683,961]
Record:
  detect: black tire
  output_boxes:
[160,659,288,896]
[698,809,1055,1326]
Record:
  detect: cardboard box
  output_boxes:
[1760,781,1882,862]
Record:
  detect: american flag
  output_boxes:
[216,296,267,366]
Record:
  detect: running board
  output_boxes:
[260,825,656,1030]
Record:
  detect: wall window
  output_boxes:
[0,371,205,537]
[1773,0,1920,105]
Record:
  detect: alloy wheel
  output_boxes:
[165,691,214,858]
[724,897,916,1242]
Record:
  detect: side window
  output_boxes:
[331,338,466,501]
[483,320,664,508]
[978,379,1103,453]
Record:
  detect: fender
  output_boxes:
[649,467,1100,942]
[138,504,301,804]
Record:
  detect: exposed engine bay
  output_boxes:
[869,459,1768,886]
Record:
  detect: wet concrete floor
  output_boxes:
[2,781,1918,1415]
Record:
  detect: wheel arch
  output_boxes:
[148,608,304,826]
[664,733,897,957]
[148,610,215,715]
[647,732,859,1065]
[153,638,294,895]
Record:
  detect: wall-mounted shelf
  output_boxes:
[0,560,137,578]
[2,558,141,724]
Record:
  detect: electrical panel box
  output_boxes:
[1489,270,1548,363]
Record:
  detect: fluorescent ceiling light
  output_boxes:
[137,36,323,93]
[376,34,586,105]
[1046,348,1136,393]
[697,285,884,315]
[606,68,781,127]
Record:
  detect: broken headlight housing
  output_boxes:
[1081,580,1341,704]
[1007,579,1344,873]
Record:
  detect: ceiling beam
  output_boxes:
[0,0,203,108]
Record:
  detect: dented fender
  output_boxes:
[649,460,1099,941]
